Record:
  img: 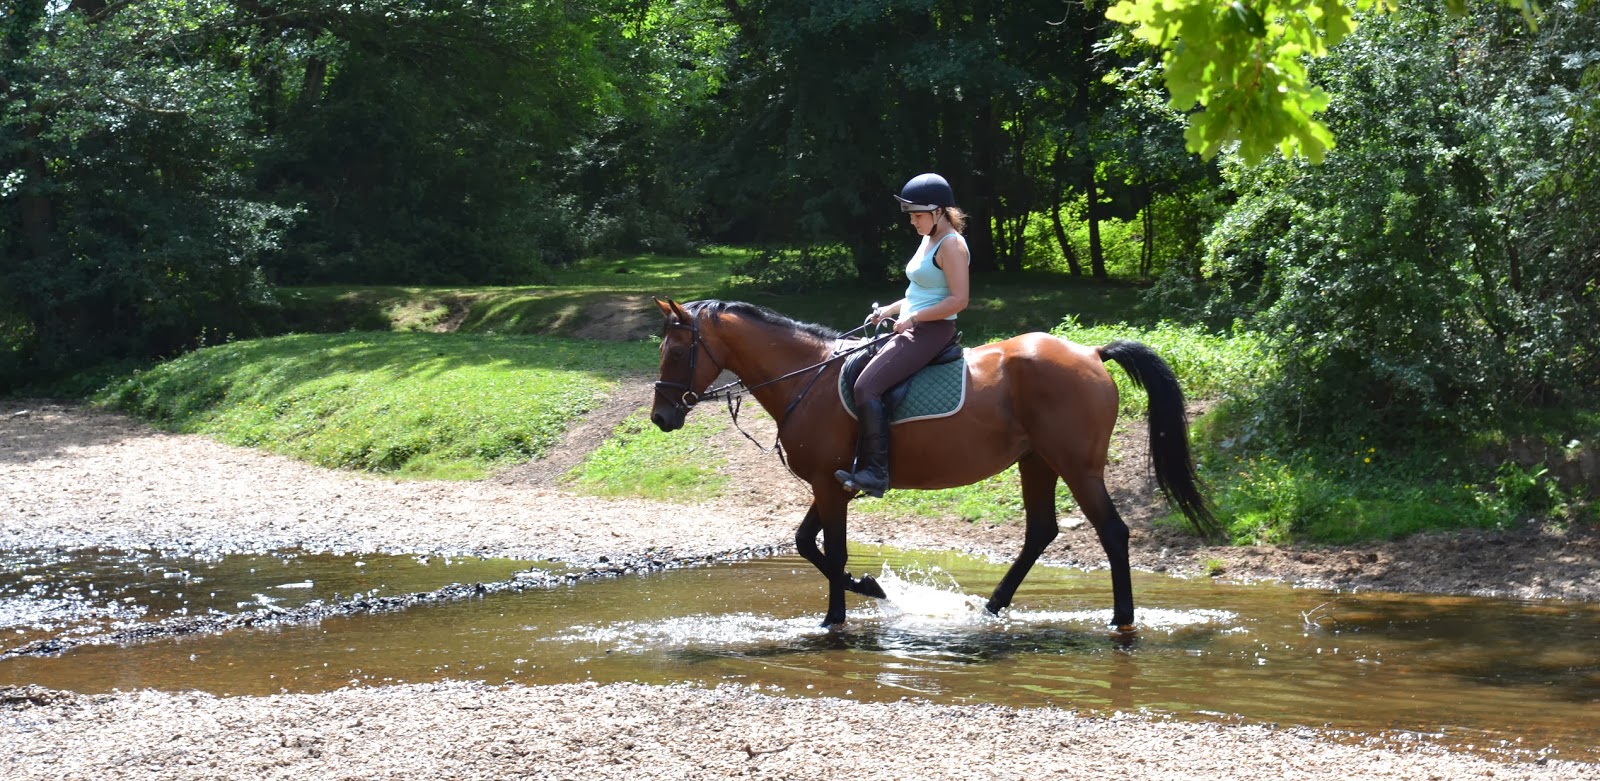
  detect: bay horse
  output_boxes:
[650,298,1219,631]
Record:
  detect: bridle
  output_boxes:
[652,311,727,415]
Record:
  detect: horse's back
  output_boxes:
[978,331,1120,446]
[975,332,1116,394]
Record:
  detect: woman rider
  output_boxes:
[835,173,970,497]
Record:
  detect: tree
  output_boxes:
[1,0,290,389]
[251,0,619,283]
[1200,2,1600,438]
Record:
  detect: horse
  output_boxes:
[649,298,1219,631]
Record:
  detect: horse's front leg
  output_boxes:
[794,496,885,628]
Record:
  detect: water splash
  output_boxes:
[869,561,990,625]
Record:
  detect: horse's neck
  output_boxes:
[716,320,832,421]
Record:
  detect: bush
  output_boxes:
[1196,4,1600,444]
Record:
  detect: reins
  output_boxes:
[654,312,893,470]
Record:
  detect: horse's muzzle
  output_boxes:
[651,406,686,432]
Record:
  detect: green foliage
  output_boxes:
[1195,405,1512,544]
[1107,0,1363,163]
[726,246,858,294]
[565,411,729,501]
[1198,2,1600,442]
[256,0,622,283]
[1106,0,1542,163]
[1,0,293,390]
[1490,462,1582,522]
[93,332,655,479]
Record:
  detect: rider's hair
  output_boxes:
[941,207,968,234]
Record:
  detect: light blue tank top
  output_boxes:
[905,233,966,320]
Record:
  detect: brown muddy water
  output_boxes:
[3,545,1598,762]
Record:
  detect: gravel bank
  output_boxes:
[3,401,1598,779]
[5,682,1595,781]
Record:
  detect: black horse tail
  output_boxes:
[1098,340,1222,541]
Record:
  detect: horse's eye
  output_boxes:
[668,346,686,361]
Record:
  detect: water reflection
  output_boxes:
[0,548,543,652]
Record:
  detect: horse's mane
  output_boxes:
[683,300,841,342]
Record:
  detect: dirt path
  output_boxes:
[3,397,1598,780]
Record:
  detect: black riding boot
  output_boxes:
[835,398,890,497]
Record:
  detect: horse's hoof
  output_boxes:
[853,574,887,599]
[1112,623,1137,635]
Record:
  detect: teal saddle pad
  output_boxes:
[836,343,969,424]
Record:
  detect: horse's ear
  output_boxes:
[665,299,693,324]
[653,297,679,321]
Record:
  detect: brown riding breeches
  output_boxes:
[852,319,958,403]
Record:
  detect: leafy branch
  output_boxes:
[1107,0,1541,164]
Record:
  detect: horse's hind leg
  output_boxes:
[986,453,1061,614]
[1063,472,1135,630]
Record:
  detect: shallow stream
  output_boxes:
[2,545,1596,762]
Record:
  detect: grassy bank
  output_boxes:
[96,332,655,480]
[89,252,1593,543]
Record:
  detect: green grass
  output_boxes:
[274,249,750,337]
[95,332,656,480]
[564,410,729,501]
[1190,402,1597,545]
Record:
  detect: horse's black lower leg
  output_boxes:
[987,454,1060,614]
[1098,517,1134,629]
[821,523,850,627]
[797,499,882,628]
[1068,475,1135,629]
[795,505,825,572]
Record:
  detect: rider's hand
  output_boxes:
[893,313,916,334]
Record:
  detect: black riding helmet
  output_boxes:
[894,173,955,212]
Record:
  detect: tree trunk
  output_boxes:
[1049,147,1082,277]
[965,103,998,273]
[299,57,328,109]
[1002,214,1026,273]
[1084,155,1106,279]
[1050,201,1082,277]
[1140,183,1155,279]
[18,146,54,260]
[852,210,888,283]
